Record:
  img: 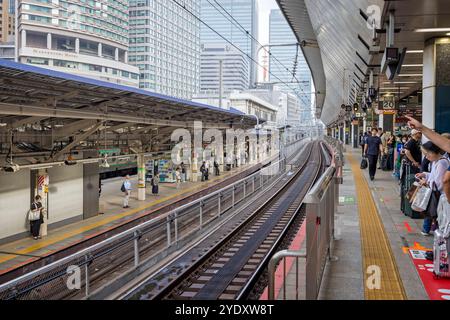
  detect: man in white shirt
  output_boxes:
[122,175,132,208]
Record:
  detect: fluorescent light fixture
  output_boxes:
[398,74,422,77]
[402,64,423,67]
[406,50,424,54]
[30,165,53,170]
[381,87,411,90]
[395,81,418,84]
[447,32,450,36]
[0,123,7,127]
[415,28,450,33]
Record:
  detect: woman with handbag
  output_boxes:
[415,142,449,236]
[29,195,44,240]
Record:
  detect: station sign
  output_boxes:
[378,100,397,111]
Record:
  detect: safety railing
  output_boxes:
[268,139,342,300]
[0,147,303,300]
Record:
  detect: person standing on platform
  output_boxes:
[122,175,132,208]
[364,128,384,181]
[214,160,220,176]
[151,173,160,195]
[406,116,450,204]
[180,162,186,182]
[415,142,449,235]
[200,161,206,182]
[29,195,44,240]
[175,168,182,189]
[404,129,423,175]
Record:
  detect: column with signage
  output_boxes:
[423,38,450,134]
[378,98,396,134]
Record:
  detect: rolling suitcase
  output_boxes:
[381,154,389,171]
[433,229,450,278]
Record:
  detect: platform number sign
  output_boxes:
[383,101,395,110]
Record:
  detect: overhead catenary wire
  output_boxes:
[172,0,309,105]
[209,0,303,91]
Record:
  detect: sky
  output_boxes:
[258,0,280,45]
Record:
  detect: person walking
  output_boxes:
[29,195,44,240]
[122,175,132,208]
[415,142,449,236]
[200,161,206,182]
[151,173,160,195]
[364,128,384,181]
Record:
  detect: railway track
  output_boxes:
[126,141,327,300]
[0,142,312,300]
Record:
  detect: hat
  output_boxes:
[411,129,421,135]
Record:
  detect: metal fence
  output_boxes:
[268,138,343,300]
[0,139,308,300]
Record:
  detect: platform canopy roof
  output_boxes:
[0,59,258,130]
[277,0,450,126]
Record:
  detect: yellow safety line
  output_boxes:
[0,168,242,265]
[347,153,407,300]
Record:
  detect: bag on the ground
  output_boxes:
[360,157,368,170]
[433,229,450,278]
[120,183,126,193]
[411,185,432,212]
[28,209,40,221]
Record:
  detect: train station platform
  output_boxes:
[0,162,257,279]
[268,146,450,301]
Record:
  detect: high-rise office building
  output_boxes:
[129,0,200,99]
[269,9,311,116]
[200,0,258,88]
[199,43,249,96]
[17,0,139,87]
[1,0,15,43]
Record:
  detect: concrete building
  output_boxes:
[228,91,277,129]
[268,9,311,112]
[200,0,258,88]
[129,0,200,99]
[196,43,249,106]
[1,0,15,43]
[16,0,139,87]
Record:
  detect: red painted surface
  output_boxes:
[404,222,412,233]
[259,222,307,300]
[408,250,450,300]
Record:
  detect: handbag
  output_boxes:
[28,209,40,221]
[406,182,420,202]
[427,183,441,218]
[411,185,432,212]
[360,157,368,170]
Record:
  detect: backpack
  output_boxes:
[120,183,126,193]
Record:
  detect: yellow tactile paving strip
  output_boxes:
[347,153,407,300]
[0,165,249,267]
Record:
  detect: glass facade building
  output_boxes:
[269,9,312,120]
[129,0,200,99]
[200,0,258,88]
[17,0,139,86]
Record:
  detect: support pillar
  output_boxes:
[423,37,450,134]
[75,38,80,53]
[115,48,119,61]
[36,170,49,237]
[21,29,27,47]
[98,43,102,57]
[137,154,146,201]
[47,33,52,50]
